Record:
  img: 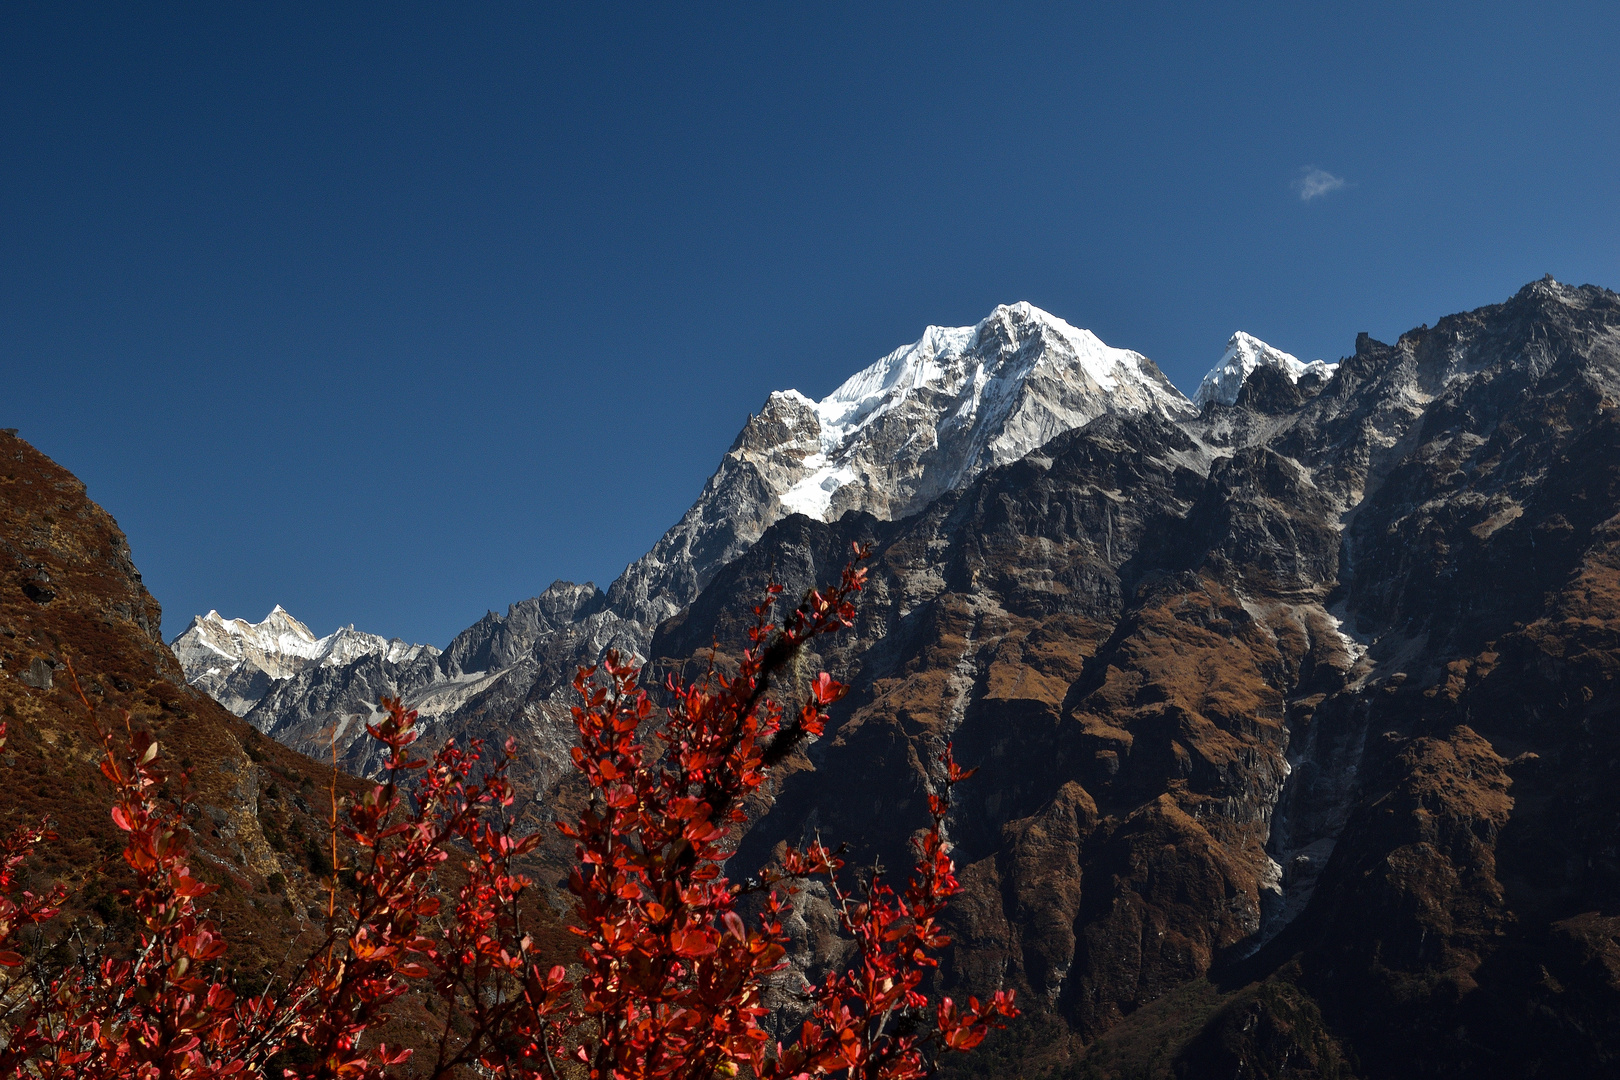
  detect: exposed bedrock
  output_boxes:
[652,280,1620,1077]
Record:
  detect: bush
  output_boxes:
[0,549,1015,1079]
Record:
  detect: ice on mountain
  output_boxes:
[607,300,1194,629]
[1192,332,1339,409]
[169,606,439,715]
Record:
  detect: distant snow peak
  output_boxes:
[170,606,439,716]
[180,607,321,673]
[1193,331,1339,409]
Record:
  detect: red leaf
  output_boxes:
[810,672,846,706]
[376,1043,413,1066]
[671,927,718,957]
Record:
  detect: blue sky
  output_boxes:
[4,2,1618,646]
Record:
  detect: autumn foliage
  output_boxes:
[0,547,1015,1078]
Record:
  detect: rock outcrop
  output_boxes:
[0,431,360,978]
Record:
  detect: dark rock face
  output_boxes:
[653,411,1341,1045]
[443,580,609,675]
[645,280,1620,1078]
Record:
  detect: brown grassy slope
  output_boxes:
[0,428,362,979]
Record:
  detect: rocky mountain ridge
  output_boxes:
[170,605,439,716]
[174,302,1207,776]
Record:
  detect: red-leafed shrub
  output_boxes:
[0,547,1015,1078]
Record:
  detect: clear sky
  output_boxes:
[4,2,1619,646]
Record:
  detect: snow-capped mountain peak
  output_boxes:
[607,301,1193,626]
[179,302,1199,740]
[769,301,1192,520]
[1192,331,1339,408]
[170,607,439,716]
[177,607,322,674]
[816,303,1185,431]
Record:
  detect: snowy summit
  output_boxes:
[607,301,1194,628]
[769,301,1194,520]
[170,607,438,716]
[1191,332,1338,409]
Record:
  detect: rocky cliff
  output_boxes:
[645,278,1620,1078]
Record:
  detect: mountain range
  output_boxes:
[152,278,1620,1077]
[169,301,1205,778]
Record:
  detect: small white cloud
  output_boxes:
[1295,166,1346,202]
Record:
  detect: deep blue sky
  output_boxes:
[4,3,1618,646]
